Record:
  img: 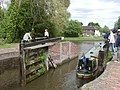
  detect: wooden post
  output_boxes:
[60,42,62,63]
[68,42,71,59]
[45,50,49,71]
[20,42,26,86]
[98,51,105,66]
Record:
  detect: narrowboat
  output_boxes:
[76,42,112,79]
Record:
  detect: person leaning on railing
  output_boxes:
[22,32,32,43]
[115,29,120,62]
[44,29,49,38]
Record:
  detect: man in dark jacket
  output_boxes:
[116,29,120,61]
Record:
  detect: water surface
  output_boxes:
[10,41,102,90]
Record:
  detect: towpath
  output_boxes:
[81,53,120,90]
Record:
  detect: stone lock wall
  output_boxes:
[0,42,79,89]
[0,51,20,90]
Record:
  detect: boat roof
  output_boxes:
[84,42,104,59]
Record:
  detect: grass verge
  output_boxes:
[0,39,13,48]
[0,43,13,48]
[64,36,104,42]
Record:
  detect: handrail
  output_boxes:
[21,37,62,48]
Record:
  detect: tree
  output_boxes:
[0,0,70,43]
[0,0,21,42]
[0,6,4,38]
[100,25,109,33]
[88,22,100,29]
[88,22,94,27]
[46,0,70,36]
[114,17,120,30]
[0,6,4,21]
[63,20,83,37]
[94,23,100,28]
[114,22,118,30]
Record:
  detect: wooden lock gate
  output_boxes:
[19,37,61,86]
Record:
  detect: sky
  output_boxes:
[1,0,120,29]
[0,0,10,9]
[68,0,120,29]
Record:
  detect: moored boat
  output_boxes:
[76,42,112,79]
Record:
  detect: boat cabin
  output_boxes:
[77,43,105,78]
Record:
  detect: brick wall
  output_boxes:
[48,42,79,64]
[70,42,79,58]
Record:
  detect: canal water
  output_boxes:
[10,41,103,90]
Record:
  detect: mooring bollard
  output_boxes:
[98,51,105,66]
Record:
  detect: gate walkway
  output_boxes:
[81,52,120,90]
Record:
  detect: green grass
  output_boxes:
[64,36,104,42]
[105,51,113,64]
[0,43,13,48]
[0,39,13,48]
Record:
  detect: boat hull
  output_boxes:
[76,72,93,79]
[76,66,105,79]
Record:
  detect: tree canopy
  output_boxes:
[63,20,83,37]
[0,0,70,43]
[114,16,120,30]
[88,22,100,29]
[100,25,109,33]
[0,6,4,21]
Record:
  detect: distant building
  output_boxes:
[83,26,100,36]
[94,29,100,36]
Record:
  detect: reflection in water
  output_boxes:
[76,78,93,88]
[12,58,78,90]
[10,41,103,90]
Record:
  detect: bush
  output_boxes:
[63,29,79,37]
[105,51,113,64]
[34,21,59,37]
[38,50,47,62]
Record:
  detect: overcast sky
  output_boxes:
[68,0,120,29]
[1,0,120,29]
[0,0,10,9]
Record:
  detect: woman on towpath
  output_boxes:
[108,30,116,55]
